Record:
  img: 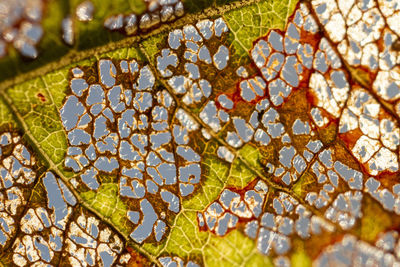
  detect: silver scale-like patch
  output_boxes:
[0,0,45,58]
[60,59,201,244]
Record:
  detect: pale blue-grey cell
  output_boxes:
[245,220,259,239]
[245,190,264,217]
[296,216,310,239]
[284,24,300,54]
[250,76,266,96]
[130,134,148,155]
[260,212,275,229]
[67,146,81,156]
[278,217,293,235]
[177,146,200,162]
[216,212,238,236]
[183,25,202,42]
[168,75,187,94]
[254,129,271,146]
[219,189,239,209]
[186,41,199,52]
[214,18,228,37]
[218,110,229,122]
[293,155,306,174]
[168,29,183,49]
[0,229,7,246]
[131,180,146,198]
[89,103,103,116]
[100,251,115,267]
[147,167,164,185]
[334,161,363,190]
[128,211,140,224]
[268,78,291,106]
[120,60,129,72]
[268,31,283,52]
[70,78,89,97]
[240,80,256,102]
[159,257,176,267]
[180,183,194,196]
[261,108,278,125]
[327,170,339,187]
[96,134,118,154]
[118,109,136,138]
[145,151,161,166]
[34,237,51,262]
[213,45,229,70]
[161,190,180,213]
[122,166,143,179]
[314,51,328,73]
[198,45,212,64]
[157,49,179,77]
[190,82,204,102]
[93,116,109,140]
[133,92,153,112]
[0,217,10,234]
[0,134,10,145]
[279,146,295,168]
[206,202,224,229]
[274,234,290,254]
[158,163,177,184]
[99,60,116,88]
[297,43,314,69]
[319,149,333,168]
[231,200,250,216]
[154,220,167,241]
[94,156,119,172]
[36,209,51,228]
[200,101,221,131]
[86,84,104,106]
[218,94,233,109]
[150,131,171,149]
[16,41,38,59]
[281,56,299,87]
[292,119,310,135]
[130,199,158,243]
[146,179,159,194]
[152,105,168,121]
[119,140,142,161]
[184,50,197,63]
[199,79,213,98]
[197,212,205,227]
[159,149,175,162]
[267,122,285,138]
[1,169,13,188]
[67,129,91,145]
[136,66,155,91]
[266,53,285,74]
[196,20,213,40]
[59,179,77,206]
[233,118,254,143]
[331,70,348,89]
[85,144,97,161]
[43,172,69,229]
[77,113,91,127]
[386,82,400,99]
[85,251,94,266]
[179,163,200,182]
[138,114,148,130]
[252,40,270,68]
[61,96,85,131]
[185,63,200,79]
[108,85,126,113]
[49,234,62,251]
[306,140,323,153]
[152,121,168,131]
[173,125,188,145]
[257,228,273,254]
[80,167,99,190]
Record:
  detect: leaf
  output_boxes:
[1,0,400,266]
